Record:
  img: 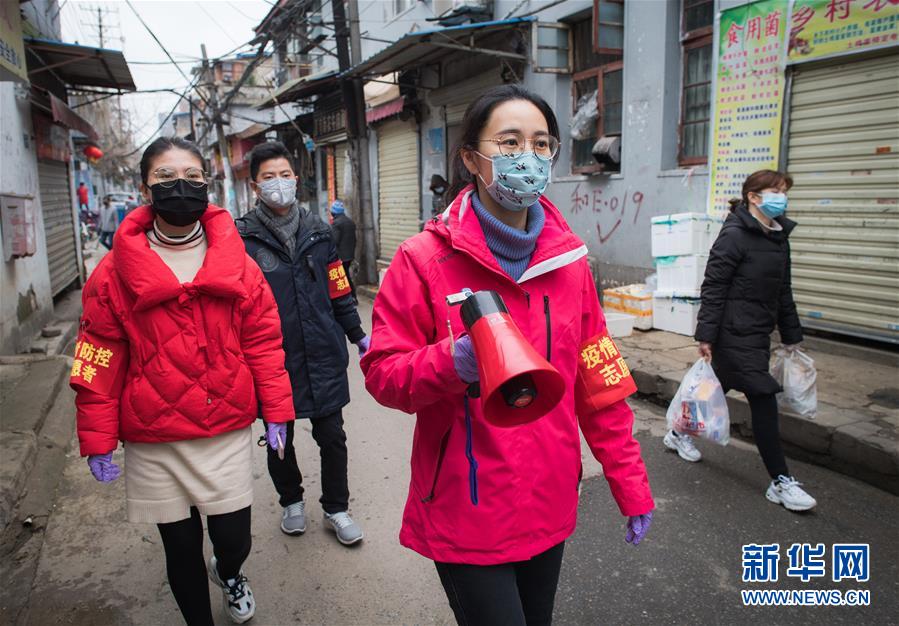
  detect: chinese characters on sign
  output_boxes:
[708,0,788,217]
[0,2,27,83]
[742,543,870,583]
[327,260,352,299]
[71,340,115,386]
[789,0,899,63]
[580,334,630,388]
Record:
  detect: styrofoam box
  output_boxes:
[652,292,701,336]
[655,255,708,292]
[651,213,722,258]
[603,284,653,331]
[605,311,636,338]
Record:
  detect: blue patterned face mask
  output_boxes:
[476,151,551,212]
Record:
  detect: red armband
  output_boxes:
[327,260,352,300]
[575,330,637,414]
[69,331,129,397]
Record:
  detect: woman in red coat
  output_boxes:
[361,85,654,625]
[71,137,294,626]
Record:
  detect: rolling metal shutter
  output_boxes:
[786,51,899,344]
[377,120,420,263]
[431,69,503,126]
[334,141,348,199]
[38,160,79,296]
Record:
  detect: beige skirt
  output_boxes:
[124,426,254,524]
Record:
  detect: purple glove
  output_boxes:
[625,511,653,545]
[87,452,120,483]
[453,335,479,384]
[356,335,371,357]
[266,422,287,452]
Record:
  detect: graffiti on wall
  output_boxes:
[570,183,645,244]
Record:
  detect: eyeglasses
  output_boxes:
[478,133,560,160]
[152,167,208,188]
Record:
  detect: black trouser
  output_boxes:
[435,542,565,626]
[747,393,790,479]
[264,411,349,514]
[342,260,357,301]
[157,506,252,626]
[99,230,114,250]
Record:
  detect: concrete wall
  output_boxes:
[0,84,54,354]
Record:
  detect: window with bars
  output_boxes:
[571,0,624,174]
[679,0,713,165]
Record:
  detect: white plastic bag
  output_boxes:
[771,346,817,419]
[666,359,730,445]
[570,90,598,140]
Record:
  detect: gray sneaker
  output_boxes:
[280,501,306,535]
[323,511,363,546]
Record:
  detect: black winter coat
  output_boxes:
[237,207,365,419]
[331,213,357,263]
[695,204,803,395]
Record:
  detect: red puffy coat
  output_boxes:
[361,186,654,565]
[72,205,294,456]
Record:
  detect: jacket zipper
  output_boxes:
[544,294,551,363]
[421,429,452,503]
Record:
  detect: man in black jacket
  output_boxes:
[237,142,369,545]
[329,200,357,303]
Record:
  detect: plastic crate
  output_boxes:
[655,255,708,292]
[605,311,635,338]
[652,291,701,336]
[651,213,722,257]
[602,284,653,331]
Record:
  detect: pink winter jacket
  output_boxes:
[360,187,654,565]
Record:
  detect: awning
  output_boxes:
[255,69,339,109]
[231,122,270,140]
[364,73,400,108]
[25,37,136,91]
[366,96,405,124]
[345,17,534,79]
[49,92,98,141]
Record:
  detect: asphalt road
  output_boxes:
[15,299,898,625]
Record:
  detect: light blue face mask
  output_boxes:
[476,151,550,212]
[758,192,787,218]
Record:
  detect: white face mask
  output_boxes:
[257,177,297,210]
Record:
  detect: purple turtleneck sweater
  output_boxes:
[470,192,545,281]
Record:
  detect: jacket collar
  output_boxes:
[732,202,796,237]
[237,205,330,258]
[430,184,587,285]
[113,204,249,310]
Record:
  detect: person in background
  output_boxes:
[237,141,369,546]
[98,195,118,250]
[666,169,816,512]
[329,199,358,303]
[361,85,654,625]
[71,136,295,625]
[77,181,90,212]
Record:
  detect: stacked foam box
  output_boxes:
[603,284,653,331]
[650,213,722,336]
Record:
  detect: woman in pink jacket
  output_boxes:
[361,85,654,625]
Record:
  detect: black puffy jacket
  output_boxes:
[695,203,803,395]
[237,207,365,418]
[331,213,357,263]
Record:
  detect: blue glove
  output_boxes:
[625,511,653,545]
[453,335,479,384]
[266,422,287,452]
[356,335,371,357]
[87,451,120,483]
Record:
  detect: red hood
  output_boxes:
[425,184,587,284]
[112,204,249,310]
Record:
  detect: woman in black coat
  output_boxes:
[664,169,817,512]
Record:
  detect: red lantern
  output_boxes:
[83,145,103,160]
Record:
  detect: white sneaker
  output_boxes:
[663,429,702,462]
[208,556,256,624]
[766,475,817,512]
[323,511,364,546]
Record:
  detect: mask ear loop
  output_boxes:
[472,150,495,189]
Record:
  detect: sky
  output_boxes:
[59,0,274,147]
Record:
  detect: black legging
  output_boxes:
[434,542,565,626]
[157,506,252,626]
[746,393,790,479]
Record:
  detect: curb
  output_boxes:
[630,365,899,495]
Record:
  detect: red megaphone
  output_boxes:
[457,290,565,428]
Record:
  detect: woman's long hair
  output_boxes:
[447,85,560,199]
[728,169,794,212]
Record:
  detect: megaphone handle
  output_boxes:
[467,382,480,398]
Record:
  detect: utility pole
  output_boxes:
[201,44,237,217]
[334,0,378,284]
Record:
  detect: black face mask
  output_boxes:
[150,179,208,227]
